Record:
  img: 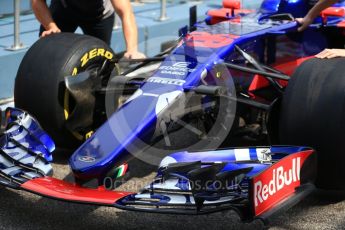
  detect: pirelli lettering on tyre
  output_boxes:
[80,48,113,67]
[252,150,313,216]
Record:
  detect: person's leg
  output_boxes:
[39,0,78,36]
[79,14,115,45]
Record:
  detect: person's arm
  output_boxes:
[31,0,61,37]
[297,0,339,31]
[110,0,145,59]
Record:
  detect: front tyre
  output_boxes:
[15,33,115,148]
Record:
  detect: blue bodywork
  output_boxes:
[161,146,309,177]
[70,17,297,181]
[69,0,345,182]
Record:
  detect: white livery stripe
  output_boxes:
[143,93,159,97]
[19,156,36,164]
[155,91,182,115]
[24,172,40,179]
[5,125,20,134]
[2,166,21,175]
[33,162,52,175]
[234,149,251,161]
[10,129,29,141]
[0,155,13,168]
[3,147,28,161]
[21,114,33,129]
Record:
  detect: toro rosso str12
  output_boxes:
[3,0,345,224]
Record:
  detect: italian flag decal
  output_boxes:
[116,163,128,178]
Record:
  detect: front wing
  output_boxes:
[0,108,316,222]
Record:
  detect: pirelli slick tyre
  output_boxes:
[15,33,115,148]
[279,57,345,190]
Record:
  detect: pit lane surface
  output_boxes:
[1,148,345,230]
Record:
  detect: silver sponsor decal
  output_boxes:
[147,77,186,86]
[79,156,96,163]
[158,62,195,76]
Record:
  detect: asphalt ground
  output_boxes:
[1,103,345,229]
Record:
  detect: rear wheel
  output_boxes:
[280,57,345,189]
[15,33,115,148]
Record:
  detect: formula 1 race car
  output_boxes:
[2,0,345,224]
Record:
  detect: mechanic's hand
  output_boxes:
[123,51,146,60]
[296,16,313,32]
[41,24,61,37]
[315,49,345,59]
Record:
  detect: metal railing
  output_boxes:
[113,13,122,30]
[158,0,169,21]
[6,0,26,51]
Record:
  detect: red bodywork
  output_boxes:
[21,177,132,205]
[222,0,241,9]
[249,56,314,92]
[207,0,253,24]
[321,7,345,23]
[185,32,238,48]
[207,8,254,19]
